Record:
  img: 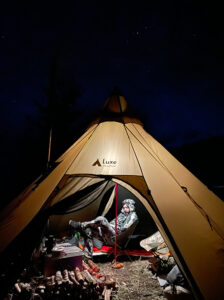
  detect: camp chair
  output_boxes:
[114,220,147,261]
[116,220,139,249]
[116,220,143,261]
[92,220,140,257]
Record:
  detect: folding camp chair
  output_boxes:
[93,220,140,258]
[116,220,139,249]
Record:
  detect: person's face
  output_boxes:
[123,204,130,214]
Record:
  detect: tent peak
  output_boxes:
[89,88,143,127]
[103,87,127,114]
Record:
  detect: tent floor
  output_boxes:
[95,255,166,300]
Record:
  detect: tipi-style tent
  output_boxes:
[0,88,224,299]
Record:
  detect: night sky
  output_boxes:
[1,1,224,207]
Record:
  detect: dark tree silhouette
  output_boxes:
[0,57,93,209]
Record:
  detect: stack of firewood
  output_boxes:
[6,259,117,299]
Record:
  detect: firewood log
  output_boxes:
[68,271,80,286]
[87,259,99,272]
[31,293,43,299]
[104,288,112,300]
[55,270,63,285]
[45,278,55,297]
[14,283,21,293]
[94,276,105,288]
[82,269,97,286]
[37,284,46,290]
[18,282,25,289]
[45,274,56,288]
[102,286,107,296]
[63,269,69,280]
[82,261,94,274]
[63,269,73,285]
[51,275,56,285]
[83,270,97,286]
[74,267,84,284]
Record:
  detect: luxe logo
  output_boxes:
[92,159,101,167]
[92,158,117,167]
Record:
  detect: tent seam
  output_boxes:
[45,123,102,208]
[130,124,182,186]
[62,122,102,174]
[56,125,98,162]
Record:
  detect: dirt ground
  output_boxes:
[96,256,166,300]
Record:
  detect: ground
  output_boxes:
[96,256,166,300]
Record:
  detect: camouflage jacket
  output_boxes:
[110,211,138,234]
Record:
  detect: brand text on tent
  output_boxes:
[92,159,117,167]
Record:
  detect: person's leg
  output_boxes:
[69,216,115,248]
[81,216,109,228]
[82,216,116,246]
[69,220,81,230]
[84,237,93,258]
[69,216,113,231]
[92,237,103,249]
[69,216,107,231]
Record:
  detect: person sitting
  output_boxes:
[69,199,138,256]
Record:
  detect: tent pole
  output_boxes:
[114,183,118,265]
[47,127,52,168]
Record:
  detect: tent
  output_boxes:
[0,88,224,299]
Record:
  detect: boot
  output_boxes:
[69,220,81,230]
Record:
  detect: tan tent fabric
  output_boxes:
[49,179,115,233]
[50,176,104,206]
[0,130,91,252]
[66,122,142,176]
[89,90,143,126]
[104,94,127,113]
[101,185,116,216]
[127,123,224,235]
[125,127,224,299]
[51,181,108,215]
[0,91,224,299]
[49,197,102,234]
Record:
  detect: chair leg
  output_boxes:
[123,250,133,262]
